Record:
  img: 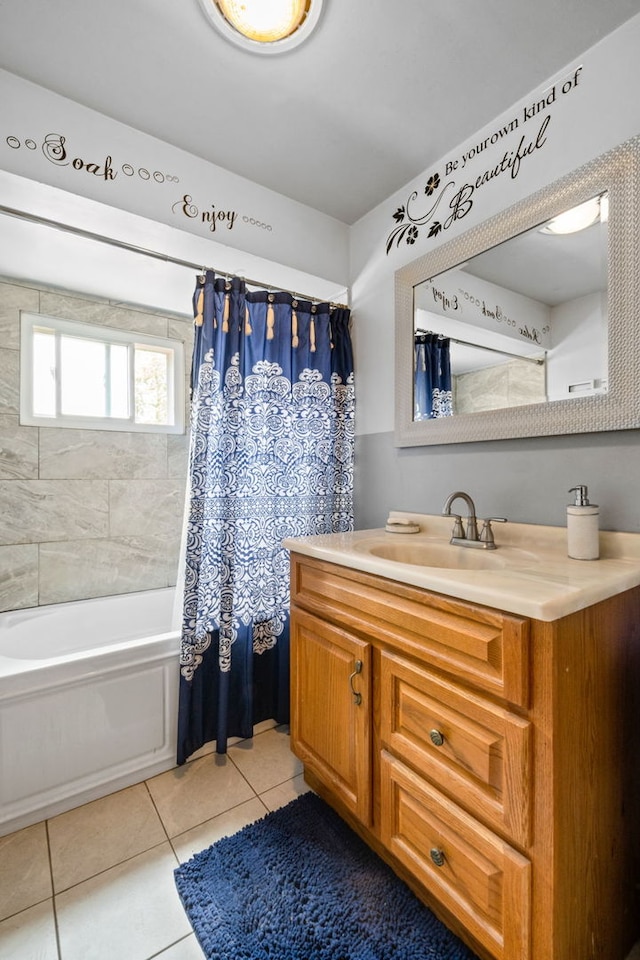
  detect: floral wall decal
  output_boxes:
[385,105,564,257]
[385,172,475,254]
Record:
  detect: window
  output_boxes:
[20,313,185,433]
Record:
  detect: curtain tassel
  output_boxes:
[267,298,275,340]
[309,318,316,353]
[222,291,230,333]
[195,289,204,327]
[244,305,252,335]
[291,308,299,348]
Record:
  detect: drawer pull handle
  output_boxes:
[349,659,363,705]
[430,847,446,868]
[429,728,445,747]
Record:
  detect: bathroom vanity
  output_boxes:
[285,515,640,960]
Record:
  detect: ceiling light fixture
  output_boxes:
[198,0,323,54]
[539,194,607,236]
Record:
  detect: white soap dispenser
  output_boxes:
[567,485,599,560]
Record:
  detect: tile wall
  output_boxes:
[0,278,193,612]
[454,356,546,414]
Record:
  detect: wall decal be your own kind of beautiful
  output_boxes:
[385,66,583,255]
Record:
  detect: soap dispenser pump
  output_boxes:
[567,485,599,560]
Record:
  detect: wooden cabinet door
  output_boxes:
[290,605,372,825]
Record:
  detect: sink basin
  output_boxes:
[364,540,506,569]
[355,537,540,571]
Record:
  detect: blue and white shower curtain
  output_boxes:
[177,272,354,763]
[414,333,453,419]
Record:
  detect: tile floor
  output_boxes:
[0,723,309,960]
[3,725,639,960]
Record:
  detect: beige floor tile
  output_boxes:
[185,719,278,762]
[48,783,167,893]
[260,773,312,812]
[55,842,190,960]
[171,797,268,864]
[146,754,255,837]
[184,741,216,762]
[0,822,52,922]
[0,899,58,960]
[155,934,205,958]
[252,718,279,736]
[228,727,302,794]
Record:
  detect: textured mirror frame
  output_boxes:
[395,135,640,446]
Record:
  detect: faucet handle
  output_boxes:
[479,517,507,546]
[448,514,465,539]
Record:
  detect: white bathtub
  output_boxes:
[0,588,180,836]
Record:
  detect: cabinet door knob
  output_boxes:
[429,728,445,747]
[349,659,363,705]
[430,847,446,868]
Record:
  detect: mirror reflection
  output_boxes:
[413,192,608,420]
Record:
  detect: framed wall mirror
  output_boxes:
[394,135,640,446]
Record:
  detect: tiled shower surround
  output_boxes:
[0,278,193,612]
[453,356,546,414]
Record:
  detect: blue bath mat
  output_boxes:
[174,791,479,960]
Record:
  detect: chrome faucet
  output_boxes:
[442,491,507,550]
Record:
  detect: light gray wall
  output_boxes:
[0,277,191,611]
[354,429,640,533]
[350,18,640,538]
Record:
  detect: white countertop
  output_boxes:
[283,512,640,622]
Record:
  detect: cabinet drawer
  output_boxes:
[291,554,530,707]
[380,752,531,960]
[380,652,531,846]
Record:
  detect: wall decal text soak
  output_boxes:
[386,66,583,255]
[5,132,180,183]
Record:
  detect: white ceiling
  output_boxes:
[1,0,640,224]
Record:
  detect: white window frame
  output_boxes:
[20,312,185,434]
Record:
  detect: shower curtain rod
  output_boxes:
[0,204,349,310]
[415,328,545,366]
